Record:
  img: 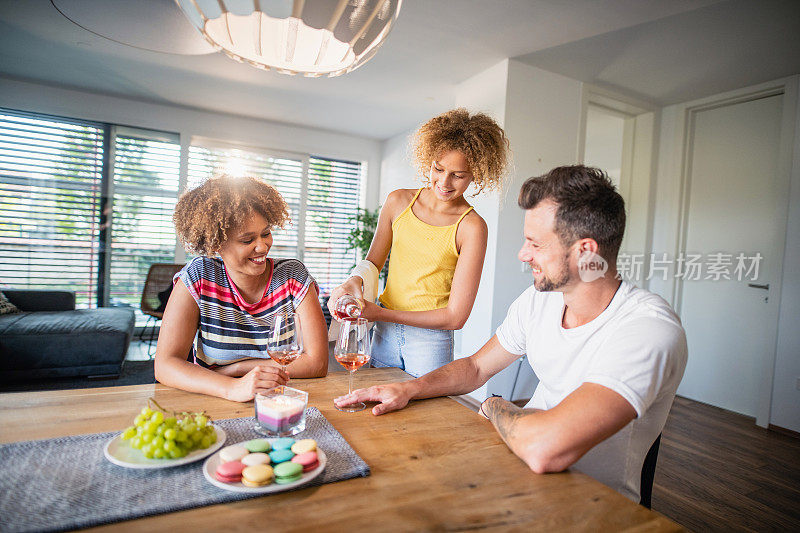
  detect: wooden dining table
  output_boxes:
[0,368,682,531]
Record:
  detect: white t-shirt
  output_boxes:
[495,281,687,502]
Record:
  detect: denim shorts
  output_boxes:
[370,319,454,378]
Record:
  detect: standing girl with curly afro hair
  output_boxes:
[329,108,511,379]
[155,176,328,402]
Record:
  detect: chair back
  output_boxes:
[140,263,184,318]
[639,433,662,509]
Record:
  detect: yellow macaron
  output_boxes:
[291,439,317,454]
[241,464,274,487]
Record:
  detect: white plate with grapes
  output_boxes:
[104,405,227,469]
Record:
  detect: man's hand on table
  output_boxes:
[334,383,412,415]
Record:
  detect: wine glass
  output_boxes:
[334,317,371,412]
[267,310,303,377]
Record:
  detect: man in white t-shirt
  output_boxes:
[335,165,687,503]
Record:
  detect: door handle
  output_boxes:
[748,283,769,290]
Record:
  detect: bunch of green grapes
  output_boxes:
[120,400,216,459]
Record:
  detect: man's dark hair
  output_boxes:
[518,165,626,259]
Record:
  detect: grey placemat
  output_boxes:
[0,408,369,533]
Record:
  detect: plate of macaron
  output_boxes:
[203,437,326,493]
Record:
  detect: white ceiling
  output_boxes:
[515,0,800,105]
[0,0,798,140]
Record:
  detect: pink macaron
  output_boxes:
[291,451,319,473]
[215,460,245,483]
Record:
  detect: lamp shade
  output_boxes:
[175,0,402,77]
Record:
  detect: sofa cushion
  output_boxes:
[0,307,135,379]
[2,290,75,312]
[0,308,132,337]
[0,292,20,315]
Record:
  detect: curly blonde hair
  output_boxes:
[173,175,289,256]
[411,108,510,194]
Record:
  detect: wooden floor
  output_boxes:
[652,396,800,531]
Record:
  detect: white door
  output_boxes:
[678,94,785,417]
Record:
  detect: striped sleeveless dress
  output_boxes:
[174,256,316,368]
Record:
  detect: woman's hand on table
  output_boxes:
[334,383,411,415]
[327,276,364,321]
[226,364,289,402]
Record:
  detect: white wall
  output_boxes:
[771,79,800,433]
[0,77,383,207]
[482,61,583,401]
[626,111,657,265]
[378,128,415,203]
[449,60,584,361]
[647,105,683,302]
[495,60,583,326]
[452,59,509,367]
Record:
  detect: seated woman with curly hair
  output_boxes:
[155,176,328,402]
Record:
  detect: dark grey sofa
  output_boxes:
[0,290,135,381]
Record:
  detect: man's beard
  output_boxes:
[533,253,571,292]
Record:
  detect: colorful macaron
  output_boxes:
[290,439,317,455]
[291,451,319,473]
[241,452,271,467]
[241,464,274,487]
[269,448,295,464]
[219,444,249,463]
[215,460,245,483]
[243,439,272,453]
[271,437,295,451]
[273,461,303,484]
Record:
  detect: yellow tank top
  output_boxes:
[379,188,474,312]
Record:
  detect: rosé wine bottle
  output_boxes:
[334,295,363,320]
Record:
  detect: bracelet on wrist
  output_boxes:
[480,394,503,418]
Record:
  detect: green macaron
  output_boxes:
[243,439,272,453]
[273,461,303,484]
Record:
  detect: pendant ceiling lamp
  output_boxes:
[175,0,402,77]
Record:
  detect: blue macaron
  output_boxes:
[271,437,295,450]
[269,448,295,464]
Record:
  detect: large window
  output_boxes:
[0,110,105,308]
[109,128,181,318]
[0,110,181,326]
[305,157,365,296]
[1,109,366,323]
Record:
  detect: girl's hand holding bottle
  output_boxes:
[328,276,364,321]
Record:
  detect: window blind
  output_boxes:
[109,129,181,325]
[304,156,364,297]
[0,109,104,308]
[187,144,304,259]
